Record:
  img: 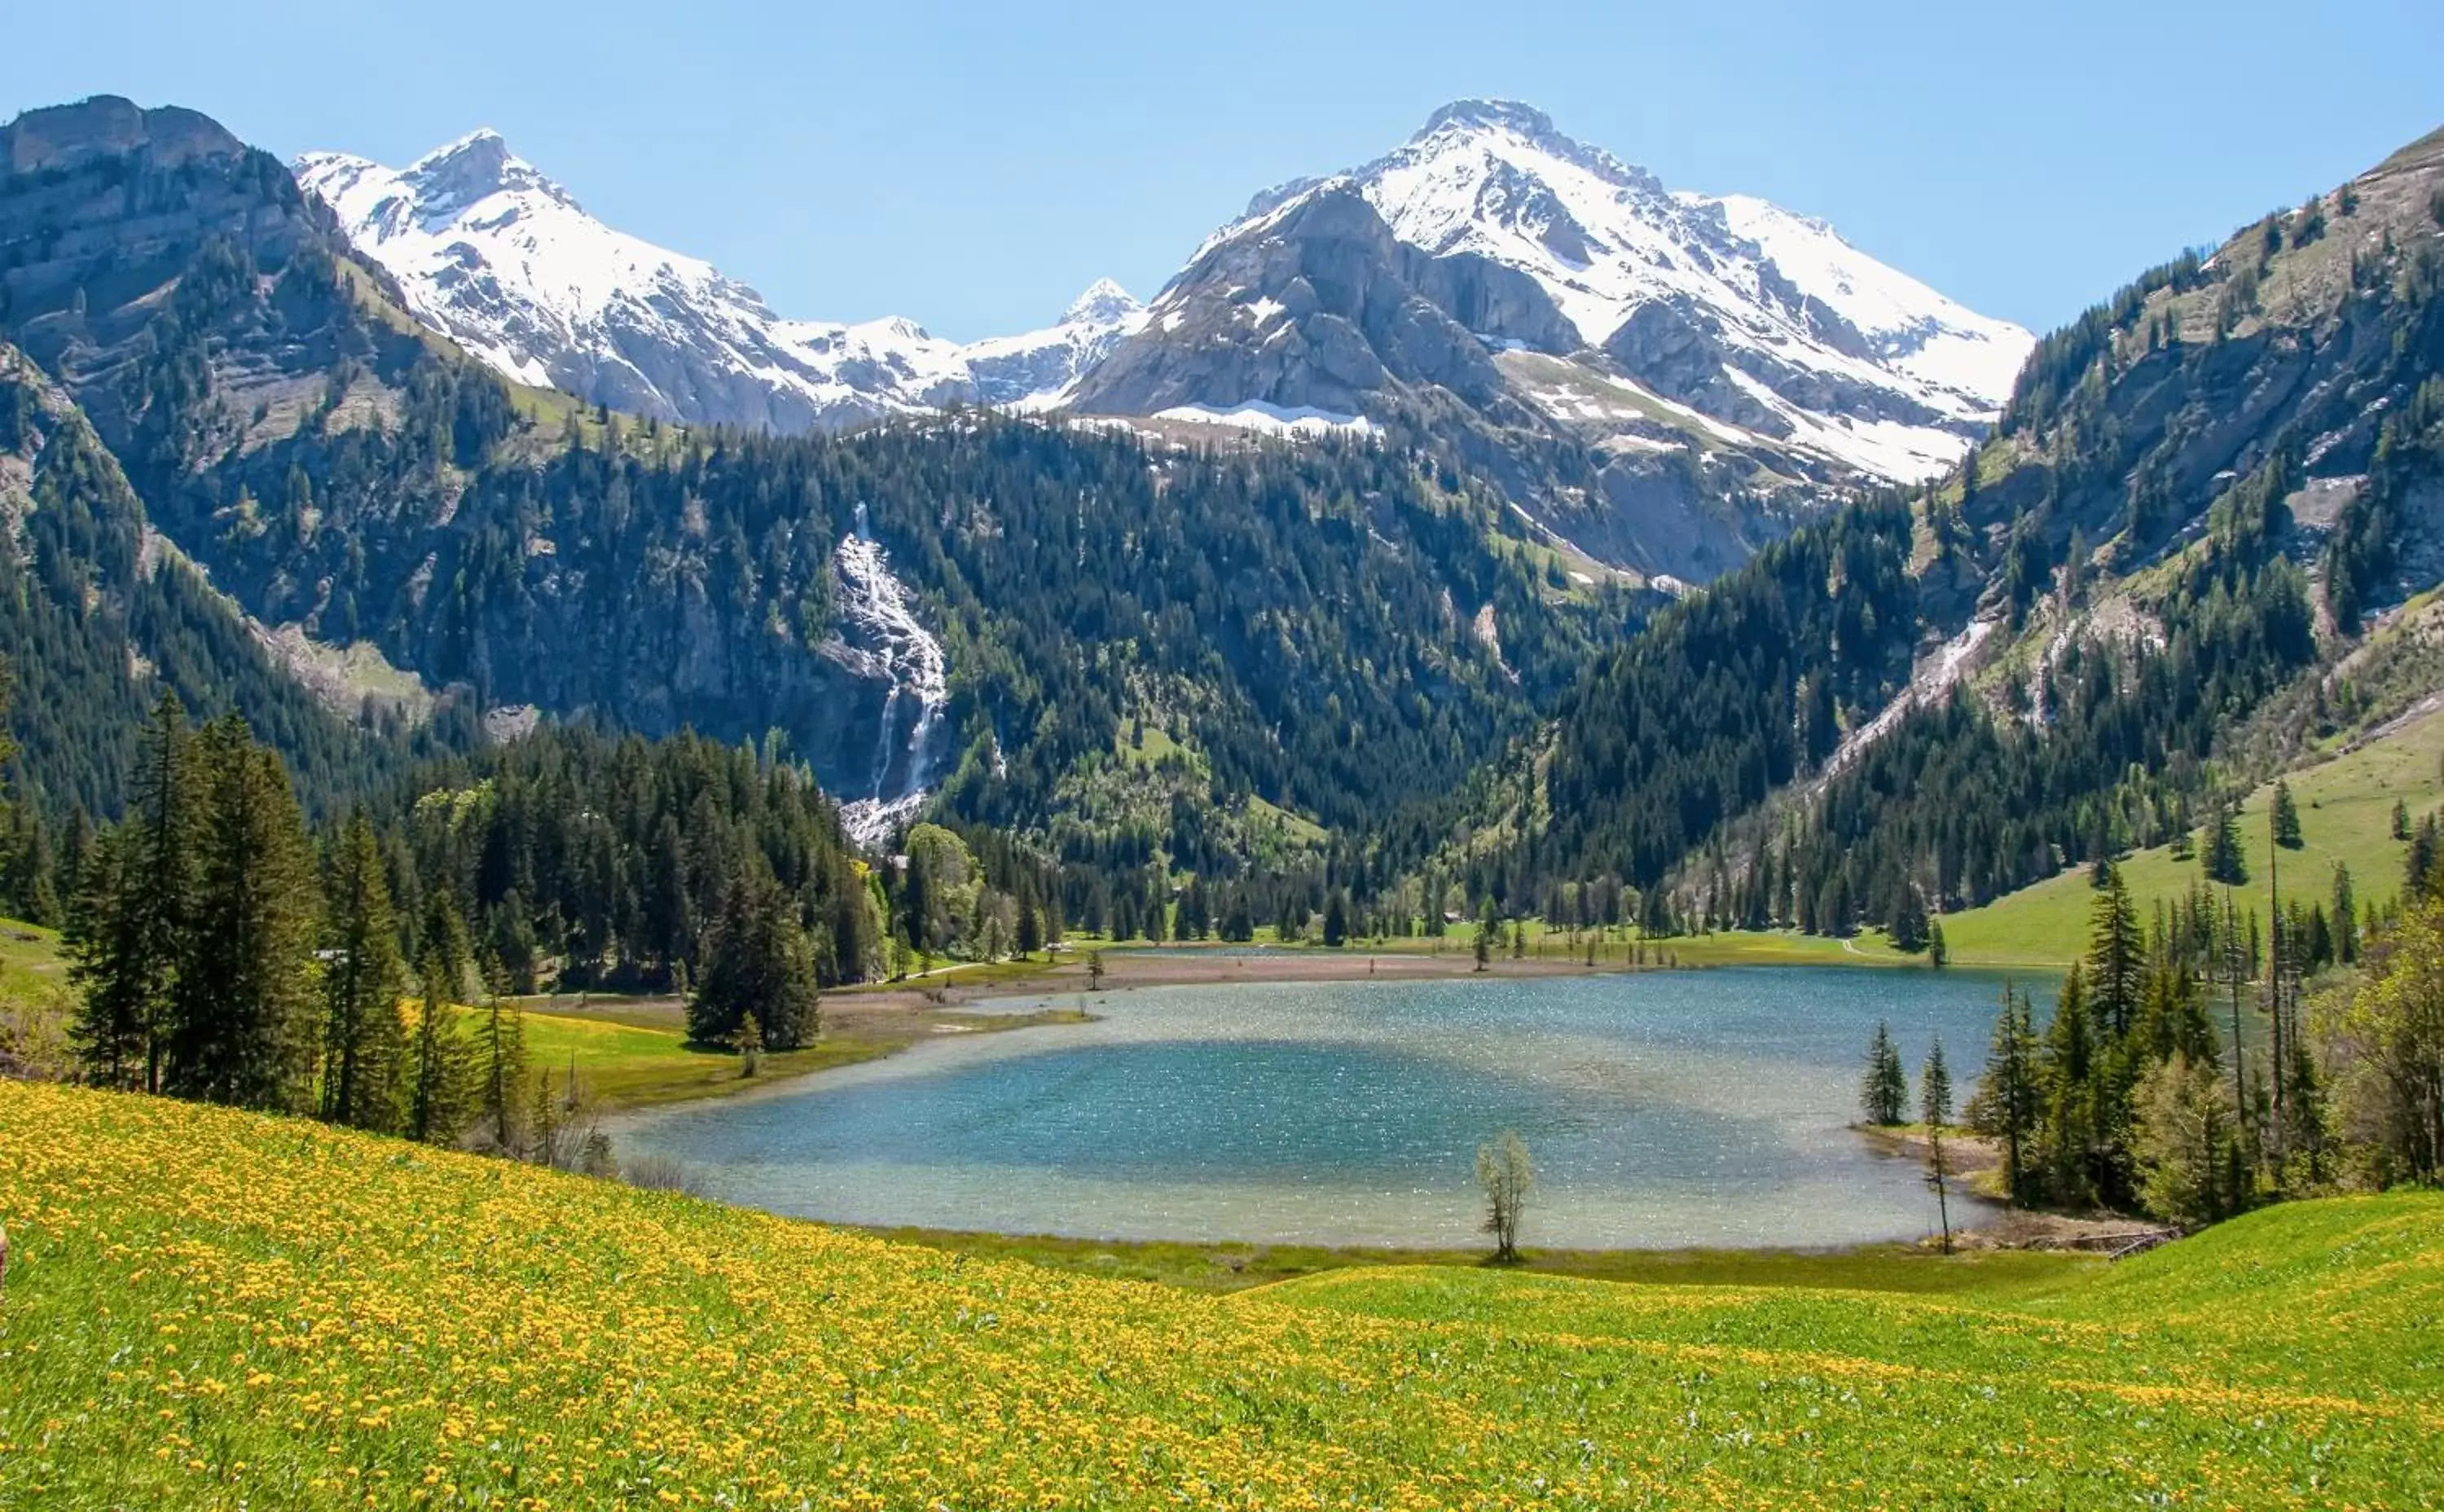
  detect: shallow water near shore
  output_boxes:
[618,965,2031,1248]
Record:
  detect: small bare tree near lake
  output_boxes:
[1476,1130,1533,1263]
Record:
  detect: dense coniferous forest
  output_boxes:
[1,173,1632,903]
[371,723,886,995]
[0,345,470,829]
[1538,499,1919,894]
[1781,457,2321,934]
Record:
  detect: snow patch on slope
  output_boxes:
[1152,401,1378,437]
[1694,193,2028,414]
[1823,619,1995,781]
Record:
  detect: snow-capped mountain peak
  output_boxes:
[1405,98,1663,200]
[1062,277,1143,328]
[958,279,1149,408]
[1139,99,2033,482]
[297,137,1125,429]
[402,128,571,215]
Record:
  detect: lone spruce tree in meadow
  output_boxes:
[1922,1035,1956,1253]
[1861,1021,1909,1126]
[2271,780,2304,850]
[2202,798,2250,888]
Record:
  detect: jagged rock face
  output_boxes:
[1073,187,1544,419]
[1980,123,2444,593]
[297,137,1143,429]
[0,96,322,424]
[2,95,244,175]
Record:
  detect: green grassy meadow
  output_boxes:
[3,1081,2437,1510]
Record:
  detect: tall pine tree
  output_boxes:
[168,718,322,1112]
[320,812,408,1132]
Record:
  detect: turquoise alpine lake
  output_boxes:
[617,965,2040,1249]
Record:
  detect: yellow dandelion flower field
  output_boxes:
[2,1080,2439,1509]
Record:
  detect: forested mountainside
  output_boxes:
[0,97,1626,898]
[0,341,468,822]
[11,88,2438,955]
[1460,125,2444,933]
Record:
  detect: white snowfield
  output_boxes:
[296,132,1142,429]
[1151,402,1378,437]
[1199,100,2033,481]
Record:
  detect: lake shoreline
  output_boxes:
[849,1221,2101,1294]
[613,965,2029,1254]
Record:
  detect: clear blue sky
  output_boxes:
[11,0,2441,341]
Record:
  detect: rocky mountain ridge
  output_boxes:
[1066,99,2033,574]
[1094,99,2027,479]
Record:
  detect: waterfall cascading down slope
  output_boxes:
[827,506,949,849]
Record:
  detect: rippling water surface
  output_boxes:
[618,965,2027,1248]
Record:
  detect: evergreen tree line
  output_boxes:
[1934,846,2416,1231]
[60,698,883,1154]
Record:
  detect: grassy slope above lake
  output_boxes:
[4,1081,2438,1510]
[1933,699,2444,968]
